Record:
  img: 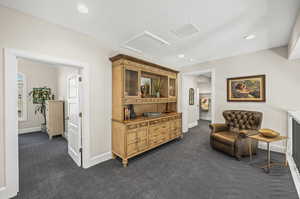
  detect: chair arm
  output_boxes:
[238,130,259,138]
[209,123,228,133]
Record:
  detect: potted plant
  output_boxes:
[153,79,162,98]
[28,87,53,132]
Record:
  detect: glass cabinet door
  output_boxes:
[169,78,176,97]
[124,68,139,97]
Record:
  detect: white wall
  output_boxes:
[0,6,111,189]
[17,58,59,133]
[197,75,211,93]
[289,11,300,58]
[181,47,300,151]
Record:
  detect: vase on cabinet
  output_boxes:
[156,92,160,98]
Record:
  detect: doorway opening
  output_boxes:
[17,57,82,195]
[4,49,90,198]
[181,69,215,133]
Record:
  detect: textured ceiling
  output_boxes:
[0,0,299,68]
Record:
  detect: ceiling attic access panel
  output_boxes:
[123,31,170,55]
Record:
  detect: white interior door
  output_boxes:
[67,74,82,167]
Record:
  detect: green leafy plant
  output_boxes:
[28,87,53,125]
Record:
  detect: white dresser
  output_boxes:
[46,100,65,139]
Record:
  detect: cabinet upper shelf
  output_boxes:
[111,54,178,105]
[110,54,179,74]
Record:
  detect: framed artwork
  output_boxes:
[189,88,195,105]
[200,97,210,111]
[227,75,266,102]
[141,77,152,97]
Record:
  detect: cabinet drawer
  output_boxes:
[161,118,169,122]
[160,122,169,130]
[149,119,161,125]
[139,122,148,127]
[127,124,138,129]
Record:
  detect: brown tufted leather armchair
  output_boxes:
[210,110,263,160]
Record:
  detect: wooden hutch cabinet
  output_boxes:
[110,54,182,167]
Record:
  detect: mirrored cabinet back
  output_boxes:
[110,54,182,167]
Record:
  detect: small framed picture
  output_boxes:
[227,75,266,102]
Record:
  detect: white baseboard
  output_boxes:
[200,116,211,121]
[68,146,81,167]
[0,186,17,199]
[287,154,300,198]
[84,151,112,169]
[0,187,6,199]
[258,142,285,153]
[18,126,41,134]
[188,121,198,129]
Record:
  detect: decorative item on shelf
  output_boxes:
[189,88,194,105]
[124,106,130,120]
[141,85,146,98]
[28,87,53,132]
[227,75,266,102]
[259,128,279,138]
[141,77,151,98]
[153,78,162,98]
[128,104,136,119]
[143,112,162,118]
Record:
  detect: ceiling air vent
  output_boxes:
[172,24,200,38]
[123,31,170,54]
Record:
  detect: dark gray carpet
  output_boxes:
[15,121,298,199]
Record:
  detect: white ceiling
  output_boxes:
[1,0,299,68]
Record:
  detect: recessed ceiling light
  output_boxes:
[244,34,256,40]
[77,3,89,14]
[189,58,195,62]
[178,54,185,58]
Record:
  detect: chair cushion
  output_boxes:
[223,110,263,130]
[212,131,236,145]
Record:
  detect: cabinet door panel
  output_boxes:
[127,130,138,144]
[138,127,148,139]
[127,143,138,156]
[137,140,148,151]
[149,138,159,146]
[124,68,140,97]
[176,119,182,129]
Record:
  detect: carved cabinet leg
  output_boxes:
[112,153,117,159]
[122,159,128,168]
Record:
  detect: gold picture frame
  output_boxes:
[227,75,266,102]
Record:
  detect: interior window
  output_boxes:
[17,73,27,121]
